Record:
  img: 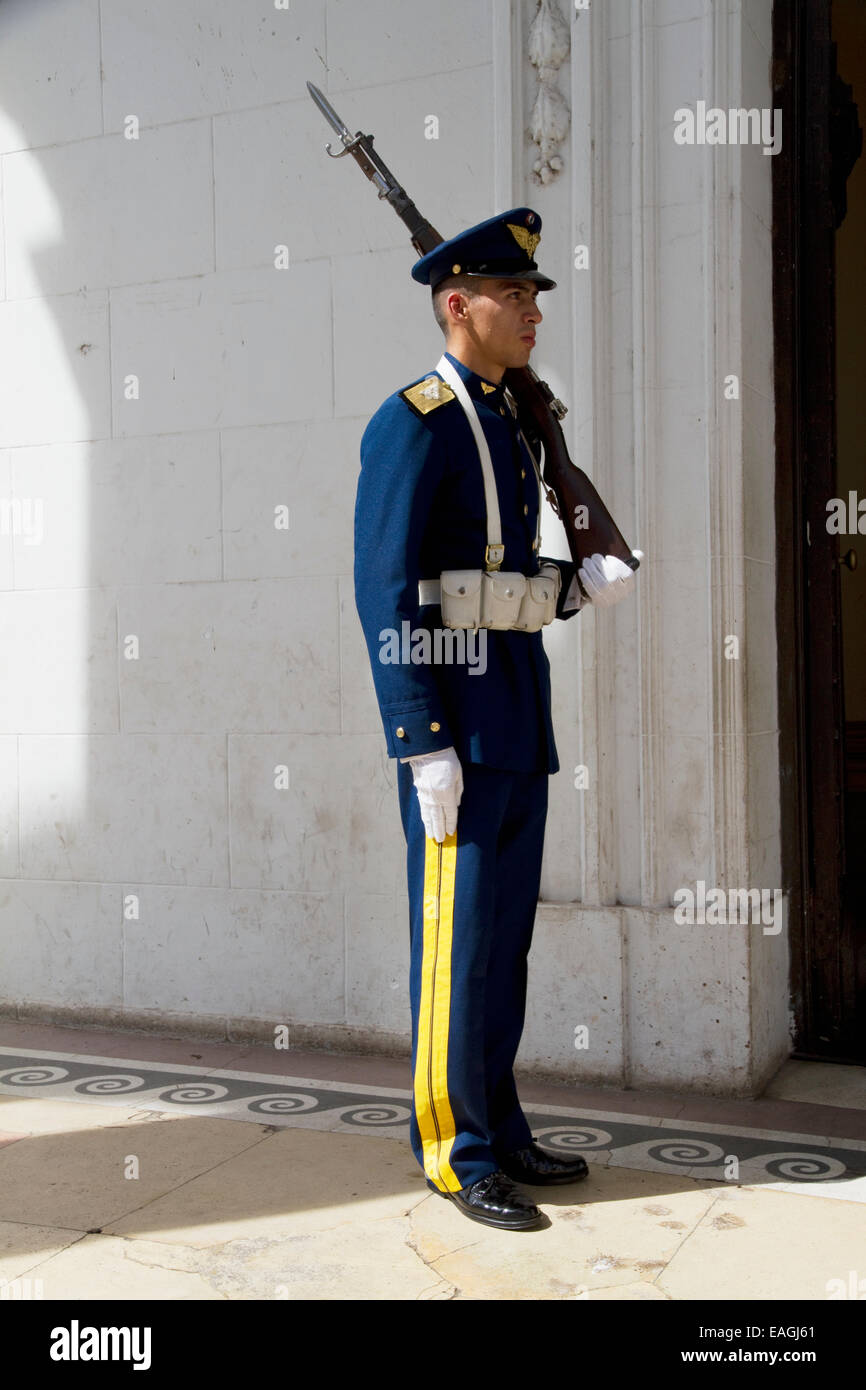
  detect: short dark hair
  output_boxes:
[431,273,480,333]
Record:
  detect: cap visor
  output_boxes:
[462,268,557,291]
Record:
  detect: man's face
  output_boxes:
[451,278,543,371]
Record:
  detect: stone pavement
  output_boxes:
[1,1021,864,1301]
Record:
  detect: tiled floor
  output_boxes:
[1,1020,864,1300]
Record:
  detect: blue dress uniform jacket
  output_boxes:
[353,351,581,774]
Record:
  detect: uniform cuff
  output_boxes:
[561,575,585,612]
[539,556,584,619]
[383,705,454,759]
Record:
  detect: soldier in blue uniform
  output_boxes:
[353,208,637,1230]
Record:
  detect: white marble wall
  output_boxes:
[0,0,787,1094]
[526,0,788,1093]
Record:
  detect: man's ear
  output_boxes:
[450,290,478,325]
[446,290,467,323]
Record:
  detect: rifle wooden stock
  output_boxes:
[501,366,639,572]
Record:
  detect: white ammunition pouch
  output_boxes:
[516,561,561,630]
[426,355,559,633]
[435,563,560,631]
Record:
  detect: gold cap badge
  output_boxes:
[506,223,541,258]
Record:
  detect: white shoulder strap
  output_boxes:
[435,354,504,570]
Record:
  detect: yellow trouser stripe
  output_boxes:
[414,830,461,1193]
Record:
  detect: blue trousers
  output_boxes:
[396,758,549,1192]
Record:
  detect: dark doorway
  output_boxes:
[773,0,864,1061]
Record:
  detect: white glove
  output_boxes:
[578,551,641,608]
[405,746,463,842]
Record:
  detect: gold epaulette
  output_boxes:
[401,374,456,417]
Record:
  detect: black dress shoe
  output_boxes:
[500,1140,590,1186]
[446,1170,544,1230]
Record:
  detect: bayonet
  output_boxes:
[306,82,352,148]
[306,81,441,254]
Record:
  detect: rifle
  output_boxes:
[307,82,641,583]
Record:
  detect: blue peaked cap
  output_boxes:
[411,207,556,292]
